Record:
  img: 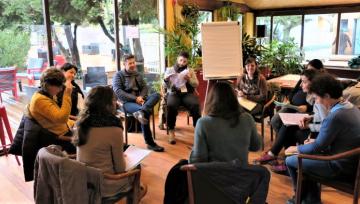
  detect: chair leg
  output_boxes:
[0,118,8,156]
[166,106,169,135]
[152,111,156,140]
[261,120,265,150]
[295,158,303,204]
[124,116,128,146]
[187,113,190,125]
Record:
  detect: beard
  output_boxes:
[174,63,187,73]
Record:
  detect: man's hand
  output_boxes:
[184,73,191,81]
[298,116,312,129]
[136,96,144,105]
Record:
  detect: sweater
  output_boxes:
[237,74,267,104]
[77,126,132,197]
[189,113,261,165]
[298,101,360,175]
[29,92,74,136]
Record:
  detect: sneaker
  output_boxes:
[168,130,176,145]
[286,196,321,204]
[270,163,289,176]
[133,110,148,125]
[147,143,164,152]
[253,152,277,165]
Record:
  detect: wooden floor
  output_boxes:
[0,91,353,204]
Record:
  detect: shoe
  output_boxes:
[286,195,322,204]
[270,163,289,176]
[133,110,148,125]
[253,152,277,165]
[147,143,164,152]
[139,183,148,200]
[168,130,176,145]
[158,123,166,130]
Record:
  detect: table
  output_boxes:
[267,74,300,89]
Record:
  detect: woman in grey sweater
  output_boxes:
[189,81,262,165]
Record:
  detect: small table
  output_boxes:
[267,74,300,89]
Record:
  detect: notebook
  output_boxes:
[238,97,257,111]
[124,146,151,171]
[279,113,309,126]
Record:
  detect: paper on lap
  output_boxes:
[124,145,151,171]
[166,69,189,89]
[279,113,309,126]
[238,97,257,111]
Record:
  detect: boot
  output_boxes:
[168,130,176,145]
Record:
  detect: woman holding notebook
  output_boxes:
[74,86,147,200]
[236,57,268,115]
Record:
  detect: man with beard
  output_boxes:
[113,54,164,152]
[164,51,201,144]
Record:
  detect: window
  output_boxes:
[272,15,302,45]
[303,14,338,60]
[196,11,213,46]
[339,12,360,55]
[256,16,271,44]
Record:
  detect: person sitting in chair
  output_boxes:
[236,57,268,115]
[285,73,360,204]
[112,54,164,152]
[74,86,147,200]
[58,63,84,120]
[164,51,201,144]
[28,67,75,153]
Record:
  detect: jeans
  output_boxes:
[166,92,200,130]
[123,93,160,145]
[270,126,309,155]
[285,155,341,202]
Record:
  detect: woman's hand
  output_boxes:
[298,116,312,129]
[285,146,299,155]
[297,105,307,113]
[65,80,73,94]
[237,90,245,97]
[304,138,315,145]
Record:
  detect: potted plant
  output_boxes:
[216,1,240,21]
[260,39,304,77]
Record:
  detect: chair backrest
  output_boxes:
[0,67,16,89]
[181,165,238,204]
[84,67,108,89]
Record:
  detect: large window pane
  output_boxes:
[339,12,360,55]
[256,16,271,44]
[303,14,338,60]
[197,11,212,51]
[272,15,302,45]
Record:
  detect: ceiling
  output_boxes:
[230,0,360,10]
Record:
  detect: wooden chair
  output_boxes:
[102,169,141,204]
[180,164,237,204]
[295,147,360,204]
[253,82,280,150]
[0,67,18,101]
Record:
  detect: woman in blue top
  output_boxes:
[285,73,360,204]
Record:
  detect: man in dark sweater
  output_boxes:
[113,54,164,152]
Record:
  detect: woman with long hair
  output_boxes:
[189,81,261,164]
[74,86,146,199]
[237,57,268,115]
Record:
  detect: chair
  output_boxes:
[0,67,18,101]
[83,67,108,90]
[180,164,237,204]
[0,104,21,165]
[295,147,360,204]
[102,169,141,204]
[253,82,280,150]
[27,58,46,80]
[117,103,156,146]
